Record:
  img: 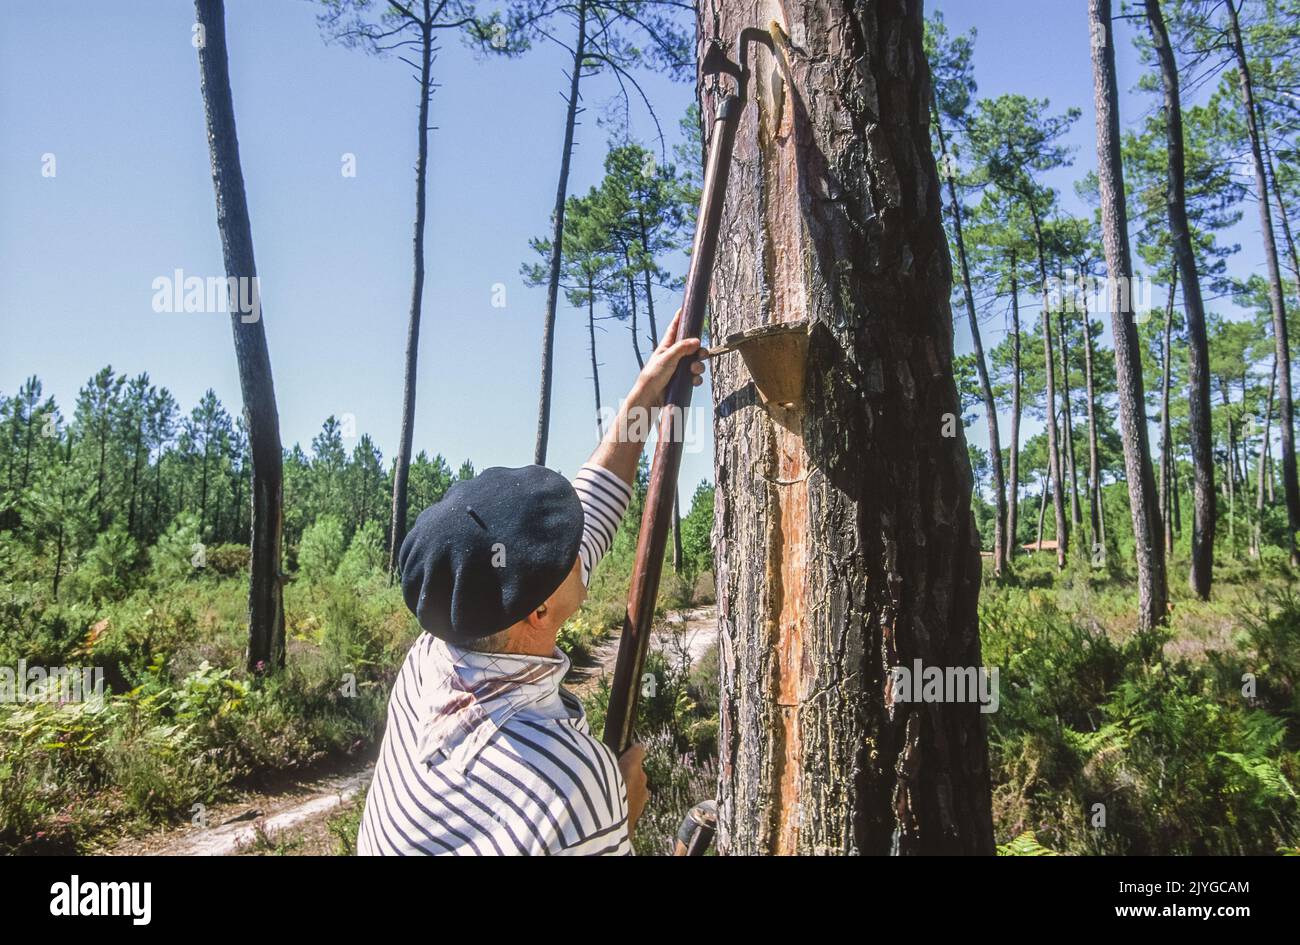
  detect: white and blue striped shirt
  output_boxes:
[357,463,635,856]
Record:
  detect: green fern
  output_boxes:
[997,831,1061,856]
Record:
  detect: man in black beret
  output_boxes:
[358,310,705,856]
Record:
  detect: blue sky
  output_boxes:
[0,0,1266,501]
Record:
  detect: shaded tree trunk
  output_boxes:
[195,0,286,671]
[1090,0,1166,630]
[706,1,992,855]
[534,0,589,464]
[387,10,434,573]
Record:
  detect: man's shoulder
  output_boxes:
[491,712,620,779]
[478,714,629,853]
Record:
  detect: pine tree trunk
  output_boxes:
[1081,274,1104,564]
[934,103,1006,577]
[639,210,661,347]
[1160,268,1175,555]
[1036,474,1049,550]
[533,1,588,464]
[672,490,683,575]
[128,423,144,538]
[1226,0,1299,565]
[706,1,992,855]
[627,264,645,369]
[1090,0,1166,631]
[387,14,434,573]
[1145,0,1215,597]
[1255,359,1276,558]
[1057,296,1081,530]
[588,286,603,435]
[1223,383,1238,558]
[195,0,286,671]
[1006,258,1022,560]
[1031,213,1067,569]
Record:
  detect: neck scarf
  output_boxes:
[415,635,576,772]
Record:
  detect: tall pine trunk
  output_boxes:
[1146,0,1215,596]
[1081,272,1104,564]
[1255,359,1276,558]
[1006,256,1022,560]
[387,14,434,573]
[1226,0,1299,565]
[195,0,286,671]
[1057,293,1081,530]
[706,1,992,855]
[1090,0,1166,632]
[1160,267,1175,555]
[1031,212,1067,569]
[935,104,1006,576]
[533,1,589,464]
[587,281,603,435]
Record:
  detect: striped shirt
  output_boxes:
[357,462,635,856]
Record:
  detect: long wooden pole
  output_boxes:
[602,91,743,755]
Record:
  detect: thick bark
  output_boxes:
[533,1,589,464]
[934,104,1006,576]
[195,0,286,671]
[706,0,992,855]
[1145,0,1214,596]
[387,11,434,573]
[1226,0,1299,565]
[1090,0,1167,630]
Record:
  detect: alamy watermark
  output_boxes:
[596,401,710,454]
[151,268,261,323]
[889,660,1000,714]
[0,661,105,706]
[1045,272,1159,321]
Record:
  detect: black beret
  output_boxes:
[398,465,585,644]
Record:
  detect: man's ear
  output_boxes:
[523,601,551,633]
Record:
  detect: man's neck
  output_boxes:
[467,623,557,658]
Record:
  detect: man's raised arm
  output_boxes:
[586,308,705,487]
